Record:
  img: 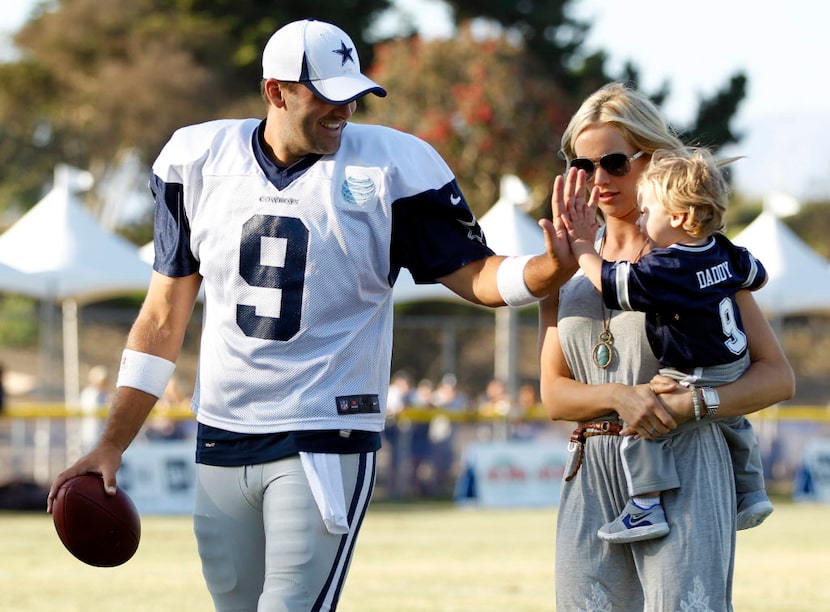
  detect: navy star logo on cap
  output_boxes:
[333,41,355,66]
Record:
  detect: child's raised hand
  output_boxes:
[561,183,600,245]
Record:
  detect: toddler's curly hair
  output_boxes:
[638,148,734,239]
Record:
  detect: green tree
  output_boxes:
[681,73,748,150]
[167,0,392,86]
[444,0,748,144]
[0,0,747,222]
[361,25,570,214]
[446,0,605,91]
[0,0,391,214]
[786,201,830,259]
[361,37,747,216]
[2,0,230,211]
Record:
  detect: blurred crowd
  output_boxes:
[383,370,545,498]
[77,365,195,449]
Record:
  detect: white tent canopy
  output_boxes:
[392,269,459,304]
[731,210,830,317]
[0,165,153,405]
[0,261,52,296]
[478,174,546,255]
[0,168,152,302]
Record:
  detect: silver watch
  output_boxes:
[700,387,720,418]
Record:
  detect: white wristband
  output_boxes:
[116,349,176,398]
[496,255,539,307]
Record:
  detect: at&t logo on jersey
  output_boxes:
[341,172,377,207]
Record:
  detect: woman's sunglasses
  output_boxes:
[569,151,644,181]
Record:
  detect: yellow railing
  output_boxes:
[748,405,830,421]
[3,402,828,422]
[2,403,195,420]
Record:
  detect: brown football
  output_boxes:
[52,474,141,567]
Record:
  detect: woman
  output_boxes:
[538,82,794,610]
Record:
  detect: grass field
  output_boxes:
[1,501,828,611]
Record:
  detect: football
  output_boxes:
[52,474,141,567]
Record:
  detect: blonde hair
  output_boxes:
[638,148,729,238]
[560,81,685,165]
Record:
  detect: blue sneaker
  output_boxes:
[598,499,670,544]
[737,490,773,530]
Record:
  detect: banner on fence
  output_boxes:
[454,440,569,507]
[119,441,196,515]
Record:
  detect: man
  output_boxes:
[48,19,568,611]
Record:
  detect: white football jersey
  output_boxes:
[150,118,493,434]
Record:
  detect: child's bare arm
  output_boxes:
[561,186,603,291]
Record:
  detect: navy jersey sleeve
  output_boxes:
[602,248,728,313]
[391,179,494,283]
[599,258,684,312]
[149,173,199,277]
[719,234,767,291]
[148,121,246,278]
[600,260,628,310]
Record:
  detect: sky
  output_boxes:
[3,0,829,203]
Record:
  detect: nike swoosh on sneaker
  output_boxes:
[623,511,656,528]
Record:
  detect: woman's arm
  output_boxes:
[538,293,677,437]
[705,290,793,416]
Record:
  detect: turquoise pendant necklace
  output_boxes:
[590,235,647,369]
[592,235,614,369]
[592,302,614,369]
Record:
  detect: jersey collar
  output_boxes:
[253,119,322,190]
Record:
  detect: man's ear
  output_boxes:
[263,79,285,106]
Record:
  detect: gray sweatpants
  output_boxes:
[622,358,766,497]
[621,415,765,496]
[193,453,376,612]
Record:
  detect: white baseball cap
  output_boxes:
[262,19,387,105]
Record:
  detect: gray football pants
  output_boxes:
[193,452,376,611]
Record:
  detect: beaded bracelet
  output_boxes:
[692,386,702,421]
